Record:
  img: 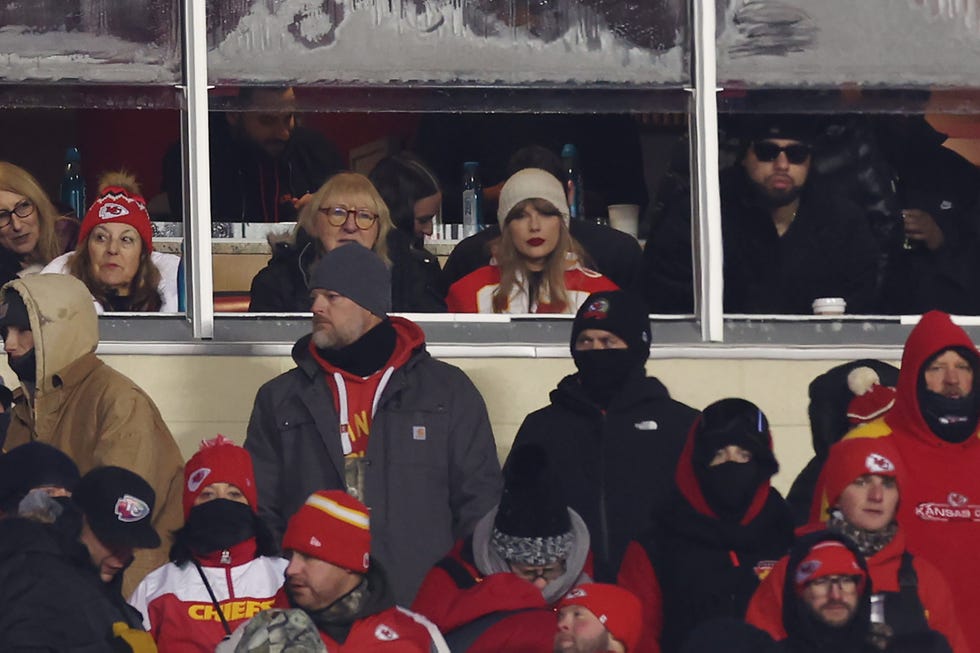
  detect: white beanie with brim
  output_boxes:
[497,168,571,228]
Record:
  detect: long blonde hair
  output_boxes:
[298,172,393,266]
[68,171,162,311]
[0,161,64,265]
[492,198,587,313]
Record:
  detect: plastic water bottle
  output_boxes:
[60,147,86,219]
[562,143,586,221]
[462,162,482,239]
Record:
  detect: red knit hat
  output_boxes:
[818,437,902,518]
[183,435,257,519]
[79,185,154,252]
[283,490,371,572]
[845,367,896,425]
[793,541,866,595]
[557,584,643,652]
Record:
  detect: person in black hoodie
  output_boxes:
[642,397,794,653]
[510,290,698,583]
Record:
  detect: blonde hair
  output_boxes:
[298,172,392,266]
[492,198,587,314]
[68,170,162,311]
[0,161,64,265]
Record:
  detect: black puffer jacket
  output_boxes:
[248,228,447,313]
[510,372,698,582]
[0,517,139,652]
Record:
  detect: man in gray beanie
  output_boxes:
[246,242,502,605]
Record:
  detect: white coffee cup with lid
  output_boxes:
[812,297,846,315]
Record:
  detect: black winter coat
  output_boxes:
[510,372,698,582]
[645,168,879,314]
[163,117,344,222]
[248,228,447,313]
[0,518,138,652]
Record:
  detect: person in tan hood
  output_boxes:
[0,272,183,595]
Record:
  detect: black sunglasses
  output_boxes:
[751,141,811,164]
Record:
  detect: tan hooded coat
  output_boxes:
[2,274,183,595]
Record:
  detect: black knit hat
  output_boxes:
[0,442,80,514]
[693,398,778,476]
[735,114,819,145]
[493,445,572,565]
[309,242,391,318]
[0,290,31,331]
[73,466,160,549]
[570,291,651,360]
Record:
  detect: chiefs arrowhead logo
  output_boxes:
[115,494,151,522]
[374,624,399,641]
[581,297,611,320]
[795,560,821,584]
[865,453,895,474]
[98,202,130,220]
[949,492,969,507]
[187,467,211,492]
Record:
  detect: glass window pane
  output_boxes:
[0,1,179,84]
[717,0,980,88]
[207,0,689,86]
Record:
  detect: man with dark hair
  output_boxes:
[644,115,879,314]
[245,242,501,604]
[510,290,698,583]
[162,86,344,222]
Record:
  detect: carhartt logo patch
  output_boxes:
[412,426,427,441]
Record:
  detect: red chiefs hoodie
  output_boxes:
[824,311,980,653]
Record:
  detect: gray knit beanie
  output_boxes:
[309,243,391,317]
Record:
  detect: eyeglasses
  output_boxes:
[751,141,812,164]
[508,560,567,583]
[806,575,862,596]
[320,206,379,230]
[0,199,35,229]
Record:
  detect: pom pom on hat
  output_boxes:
[78,171,153,252]
[846,367,896,425]
[183,435,258,519]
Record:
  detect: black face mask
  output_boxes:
[8,348,35,384]
[920,390,979,443]
[698,461,761,520]
[180,499,257,555]
[572,349,644,406]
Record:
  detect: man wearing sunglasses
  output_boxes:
[645,116,879,315]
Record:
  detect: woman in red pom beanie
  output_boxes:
[42,170,180,312]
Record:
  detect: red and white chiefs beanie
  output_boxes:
[283,490,371,572]
[183,435,257,519]
[79,185,154,251]
[818,437,902,518]
[558,584,643,652]
[794,541,866,595]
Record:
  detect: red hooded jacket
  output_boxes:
[807,311,980,653]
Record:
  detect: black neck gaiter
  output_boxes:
[919,390,979,444]
[8,349,35,384]
[316,319,396,377]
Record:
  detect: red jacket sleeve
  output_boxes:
[914,556,971,653]
[745,556,789,641]
[617,541,663,653]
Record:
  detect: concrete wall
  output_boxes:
[15,354,871,495]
